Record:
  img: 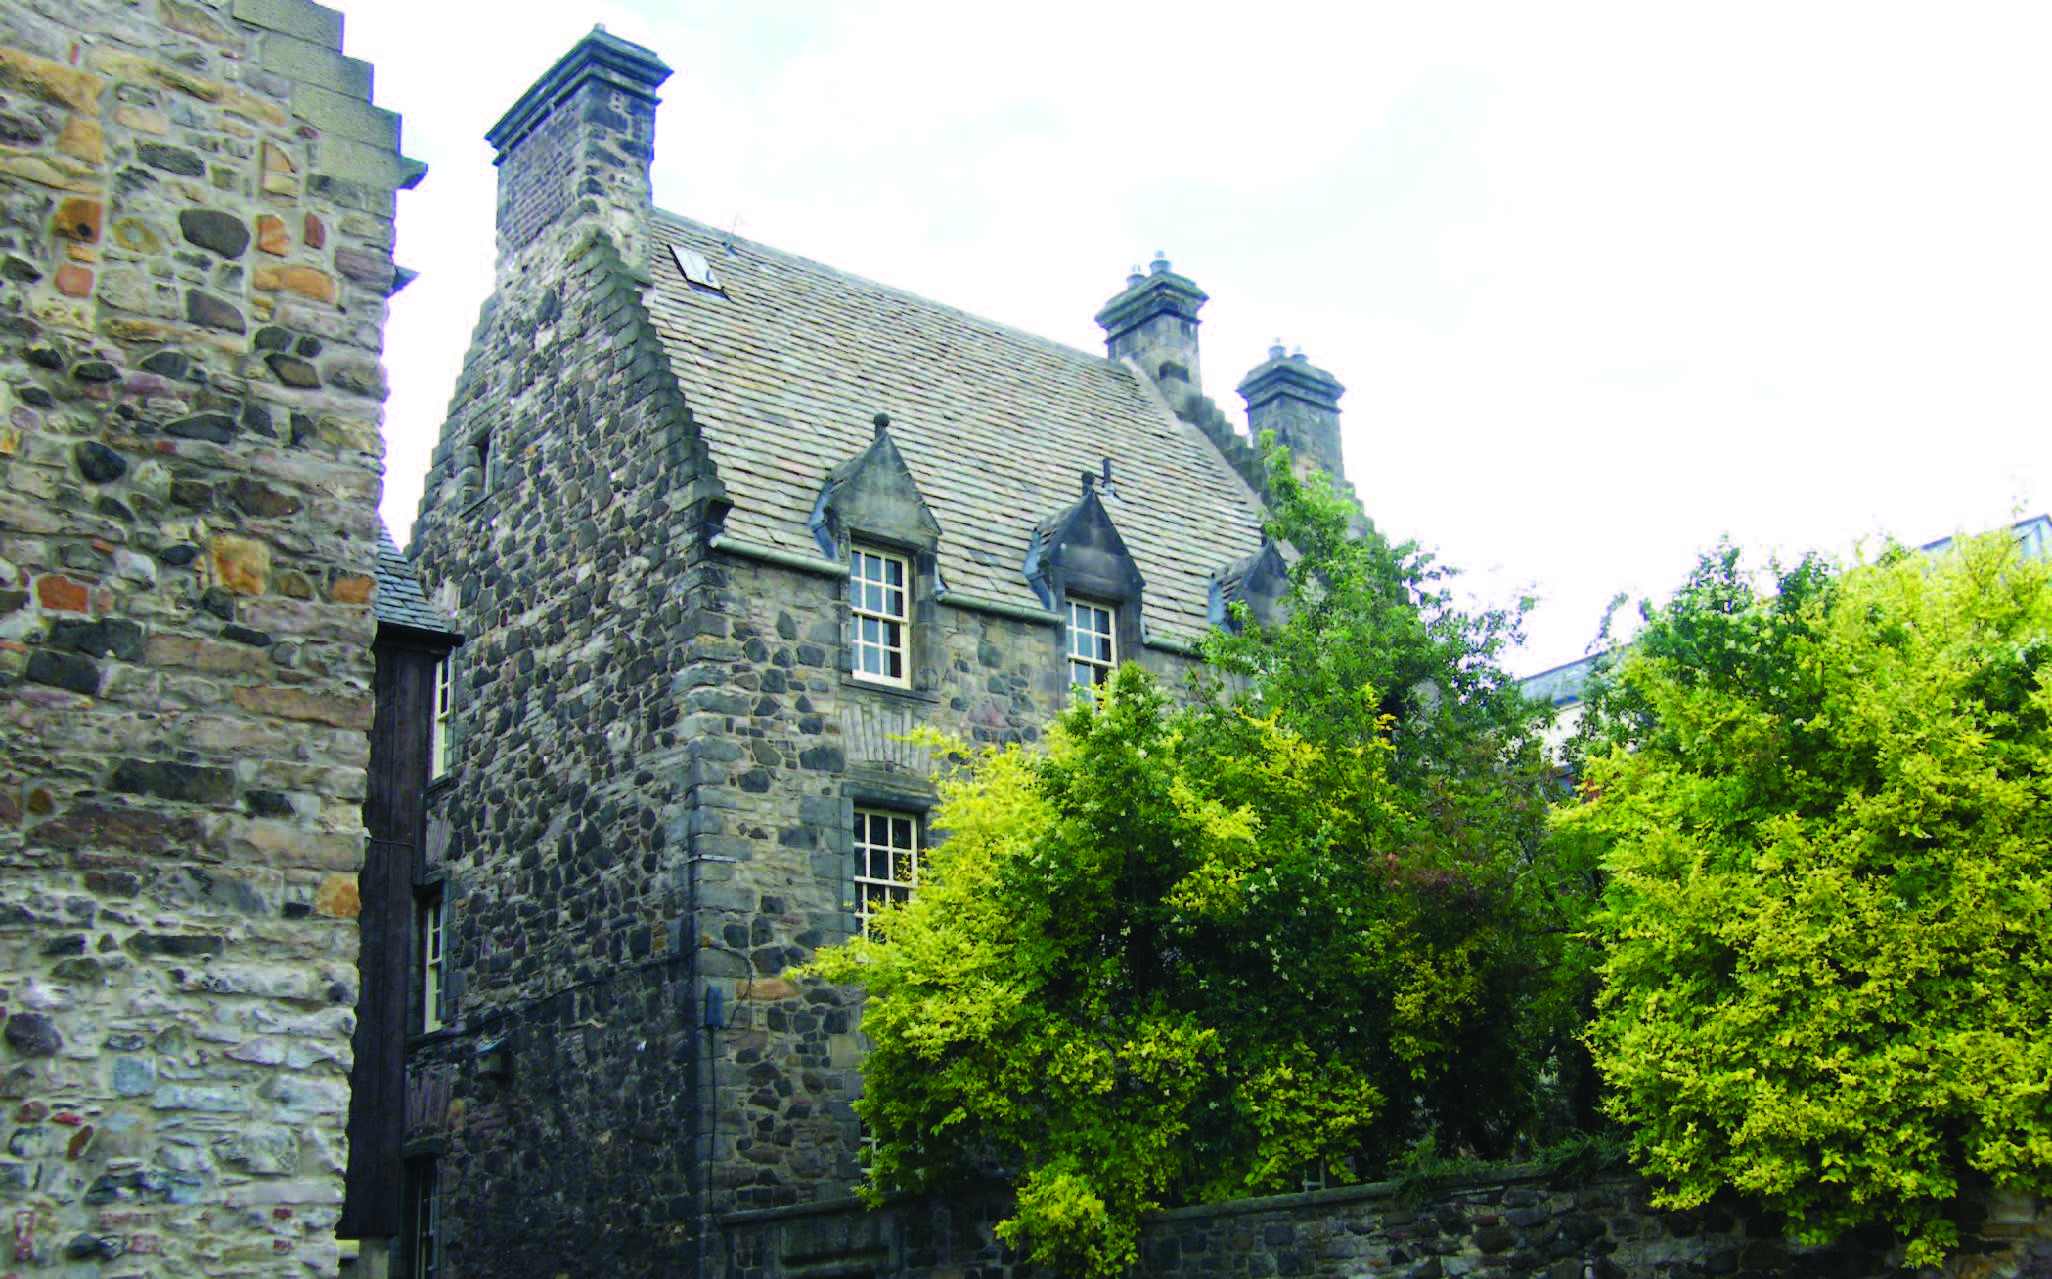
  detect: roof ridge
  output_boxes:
[651,210,1130,375]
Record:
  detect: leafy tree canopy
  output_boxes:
[805,454,1580,1275]
[1560,532,2052,1265]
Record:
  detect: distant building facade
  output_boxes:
[1520,512,2052,754]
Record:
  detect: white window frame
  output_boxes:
[420,889,446,1033]
[853,808,921,935]
[430,655,453,780]
[849,547,911,688]
[411,1159,440,1279]
[1066,598,1117,691]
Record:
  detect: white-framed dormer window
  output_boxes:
[430,655,453,780]
[1066,599,1117,691]
[853,807,920,934]
[419,888,446,1033]
[850,547,910,687]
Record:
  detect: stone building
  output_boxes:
[0,0,420,1272]
[393,26,1362,1279]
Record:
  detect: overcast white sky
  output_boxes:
[346,1,2050,675]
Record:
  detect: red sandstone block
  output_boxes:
[35,576,88,612]
[54,263,92,297]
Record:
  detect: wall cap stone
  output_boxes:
[233,0,345,47]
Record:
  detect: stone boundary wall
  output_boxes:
[0,0,418,1272]
[722,1172,2052,1279]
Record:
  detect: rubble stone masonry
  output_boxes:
[0,0,418,1272]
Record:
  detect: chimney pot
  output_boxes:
[1149,251,1171,276]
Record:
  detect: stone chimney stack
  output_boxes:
[485,27,670,281]
[1237,343,1348,483]
[1095,252,1209,410]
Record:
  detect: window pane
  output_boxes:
[855,807,923,934]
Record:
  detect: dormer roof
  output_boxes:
[1024,479,1146,610]
[810,417,943,555]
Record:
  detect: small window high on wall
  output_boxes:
[418,888,446,1034]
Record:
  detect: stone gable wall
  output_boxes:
[405,230,725,1275]
[0,0,416,1271]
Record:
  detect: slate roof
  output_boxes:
[644,213,1269,644]
[374,526,460,637]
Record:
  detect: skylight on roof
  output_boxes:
[671,244,725,295]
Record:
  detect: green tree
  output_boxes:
[1561,532,2052,1265]
[806,455,1578,1275]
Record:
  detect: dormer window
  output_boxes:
[1066,599,1117,690]
[850,546,910,687]
[1027,470,1145,701]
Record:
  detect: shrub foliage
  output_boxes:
[1561,534,2052,1264]
[806,458,1577,1275]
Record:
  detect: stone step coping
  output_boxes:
[717,1163,1572,1230]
